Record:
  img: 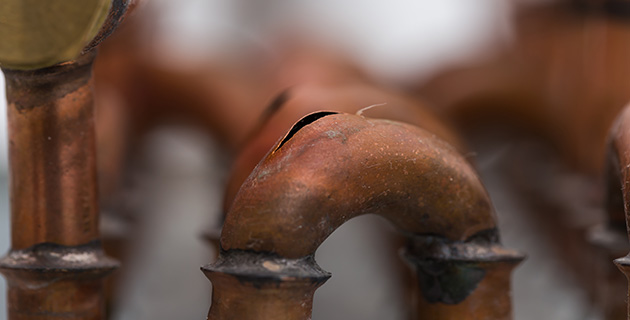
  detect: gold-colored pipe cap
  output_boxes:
[0,0,110,70]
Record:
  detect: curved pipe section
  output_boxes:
[215,83,464,243]
[223,112,491,256]
[204,112,523,320]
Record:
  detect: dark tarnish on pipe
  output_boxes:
[610,106,630,320]
[202,112,524,320]
[0,2,130,319]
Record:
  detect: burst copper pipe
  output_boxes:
[204,86,467,319]
[214,83,463,240]
[203,112,523,320]
[609,105,630,320]
[0,1,131,319]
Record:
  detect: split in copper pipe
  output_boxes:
[215,83,464,242]
[0,1,131,318]
[203,112,523,320]
[203,85,469,318]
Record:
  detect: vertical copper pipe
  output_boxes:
[5,53,100,250]
[616,256,630,320]
[0,52,118,320]
[585,145,630,320]
[0,2,131,318]
[609,105,630,320]
[407,256,520,320]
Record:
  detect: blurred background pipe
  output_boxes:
[608,105,630,320]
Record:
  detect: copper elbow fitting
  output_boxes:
[203,112,523,320]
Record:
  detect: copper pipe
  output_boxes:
[608,105,630,230]
[608,105,630,320]
[4,53,101,249]
[217,83,463,236]
[418,1,630,175]
[205,85,467,319]
[203,112,523,320]
[419,6,630,316]
[0,1,130,319]
[585,142,630,320]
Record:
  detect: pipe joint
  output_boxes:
[0,241,118,320]
[202,249,330,285]
[203,250,329,320]
[403,233,524,308]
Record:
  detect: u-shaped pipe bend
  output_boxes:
[204,112,522,320]
[222,111,495,254]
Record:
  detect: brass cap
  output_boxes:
[0,0,111,70]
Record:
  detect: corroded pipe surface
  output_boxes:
[220,83,463,229]
[204,112,522,319]
[0,242,118,320]
[223,112,492,255]
[406,235,521,320]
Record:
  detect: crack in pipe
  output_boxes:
[203,112,523,320]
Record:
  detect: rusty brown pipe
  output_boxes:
[203,112,523,320]
[607,105,630,319]
[0,1,131,319]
